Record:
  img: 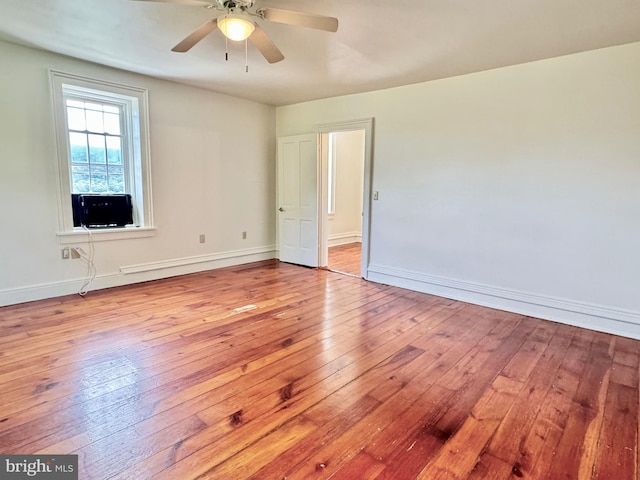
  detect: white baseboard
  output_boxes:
[9,252,637,340]
[328,232,362,247]
[0,245,277,307]
[367,263,640,340]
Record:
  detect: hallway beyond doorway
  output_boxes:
[328,242,361,277]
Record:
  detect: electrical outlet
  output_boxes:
[61,248,70,260]
[199,234,205,244]
[373,191,379,201]
[242,231,247,240]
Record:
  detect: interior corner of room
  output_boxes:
[0,36,639,339]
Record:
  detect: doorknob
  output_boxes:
[278,207,285,212]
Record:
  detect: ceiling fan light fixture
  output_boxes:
[218,14,255,41]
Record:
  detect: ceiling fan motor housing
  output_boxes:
[220,0,254,10]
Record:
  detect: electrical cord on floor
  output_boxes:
[77,226,96,297]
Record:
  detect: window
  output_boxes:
[66,99,125,194]
[50,71,154,242]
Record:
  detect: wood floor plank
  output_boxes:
[354,306,500,464]
[284,309,516,479]
[556,333,615,480]
[369,313,533,480]
[249,395,383,480]
[592,381,638,479]
[0,258,638,480]
[197,414,319,480]
[467,323,575,475]
[245,305,466,480]
[123,295,449,479]
[328,242,361,277]
[467,452,515,480]
[3,282,398,454]
[416,374,524,480]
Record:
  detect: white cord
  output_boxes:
[77,227,96,297]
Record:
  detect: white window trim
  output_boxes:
[49,70,155,242]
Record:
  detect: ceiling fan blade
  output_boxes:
[131,0,213,6]
[171,19,218,52]
[249,24,285,64]
[260,8,338,33]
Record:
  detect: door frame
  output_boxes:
[316,118,374,280]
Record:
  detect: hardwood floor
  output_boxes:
[0,260,638,479]
[328,242,361,277]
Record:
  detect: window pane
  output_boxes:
[72,165,89,175]
[86,109,104,133]
[67,107,86,131]
[90,165,108,192]
[103,105,119,114]
[104,113,121,135]
[88,134,106,164]
[106,136,122,164]
[71,165,90,193]
[85,102,103,111]
[109,165,124,175]
[108,175,125,193]
[66,99,84,108]
[69,133,88,164]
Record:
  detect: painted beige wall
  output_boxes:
[0,40,276,304]
[277,42,640,337]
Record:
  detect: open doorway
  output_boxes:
[322,129,366,277]
[277,118,372,277]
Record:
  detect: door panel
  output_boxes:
[277,134,319,267]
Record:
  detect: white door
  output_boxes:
[277,134,319,267]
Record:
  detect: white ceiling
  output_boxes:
[1,0,639,106]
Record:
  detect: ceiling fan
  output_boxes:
[132,0,339,64]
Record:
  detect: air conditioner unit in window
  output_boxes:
[71,194,134,228]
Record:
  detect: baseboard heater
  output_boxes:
[72,193,134,228]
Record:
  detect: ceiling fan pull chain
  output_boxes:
[225,36,229,61]
[245,38,249,72]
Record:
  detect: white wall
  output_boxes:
[0,40,276,305]
[328,130,365,246]
[277,42,640,338]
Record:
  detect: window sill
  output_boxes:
[57,226,157,244]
